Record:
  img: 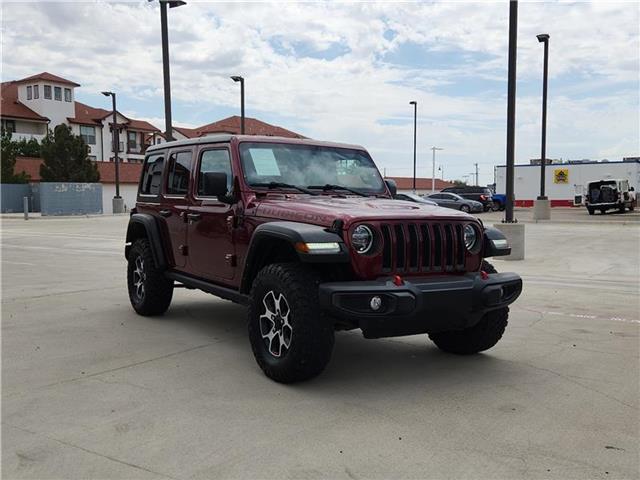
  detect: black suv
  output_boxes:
[441,186,494,211]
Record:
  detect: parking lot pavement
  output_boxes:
[478,206,640,224]
[2,215,639,480]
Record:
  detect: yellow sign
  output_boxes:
[554,168,569,184]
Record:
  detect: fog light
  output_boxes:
[370,296,382,311]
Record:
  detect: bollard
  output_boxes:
[23,196,29,220]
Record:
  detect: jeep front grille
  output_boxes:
[380,222,466,273]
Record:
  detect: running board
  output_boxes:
[165,271,249,305]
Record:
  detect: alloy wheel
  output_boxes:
[259,290,292,358]
[132,256,146,302]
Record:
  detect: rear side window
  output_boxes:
[198,149,232,196]
[166,151,192,195]
[140,153,165,195]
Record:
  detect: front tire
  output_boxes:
[248,263,334,383]
[428,261,508,355]
[587,207,594,215]
[127,239,173,316]
[460,204,470,213]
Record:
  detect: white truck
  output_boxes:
[585,179,636,215]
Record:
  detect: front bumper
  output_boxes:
[318,272,522,338]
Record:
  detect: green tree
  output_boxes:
[15,137,41,157]
[452,179,468,187]
[1,129,31,184]
[40,124,100,182]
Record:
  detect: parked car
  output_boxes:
[125,135,522,383]
[585,179,636,214]
[426,192,484,213]
[442,186,494,211]
[393,192,438,206]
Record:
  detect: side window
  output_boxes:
[197,149,232,196]
[166,151,192,195]
[140,153,165,195]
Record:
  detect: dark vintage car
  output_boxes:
[125,135,522,383]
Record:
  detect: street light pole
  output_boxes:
[409,101,417,192]
[102,91,123,214]
[504,0,518,223]
[537,33,550,200]
[157,0,186,142]
[533,32,551,221]
[431,146,443,193]
[231,76,245,134]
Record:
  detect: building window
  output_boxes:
[64,88,72,102]
[1,119,16,134]
[54,86,62,101]
[34,85,39,99]
[88,155,97,162]
[27,86,33,100]
[80,125,96,145]
[128,131,137,149]
[44,85,52,99]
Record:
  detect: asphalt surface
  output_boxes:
[2,213,639,479]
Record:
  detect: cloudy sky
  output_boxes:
[2,1,638,185]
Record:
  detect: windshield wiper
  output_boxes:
[307,184,368,197]
[250,182,318,195]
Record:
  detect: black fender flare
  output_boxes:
[240,221,349,294]
[483,226,511,258]
[125,213,168,270]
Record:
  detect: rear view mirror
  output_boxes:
[202,172,232,202]
[385,179,397,196]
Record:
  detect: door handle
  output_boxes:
[187,213,201,222]
[159,209,172,217]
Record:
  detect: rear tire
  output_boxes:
[491,202,501,212]
[428,261,508,355]
[618,204,626,213]
[248,263,334,383]
[587,207,594,215]
[127,239,173,316]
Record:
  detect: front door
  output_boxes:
[186,147,236,281]
[161,149,193,269]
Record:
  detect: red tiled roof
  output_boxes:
[173,126,199,138]
[127,118,160,133]
[16,72,81,87]
[67,101,109,125]
[385,176,454,191]
[0,82,49,122]
[196,116,305,138]
[14,156,142,184]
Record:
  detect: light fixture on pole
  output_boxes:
[102,91,123,214]
[231,76,245,134]
[533,33,551,220]
[430,146,443,193]
[150,0,186,142]
[409,101,417,192]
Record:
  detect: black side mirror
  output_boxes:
[385,179,397,196]
[630,187,635,192]
[202,172,232,203]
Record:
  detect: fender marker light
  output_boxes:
[295,242,341,254]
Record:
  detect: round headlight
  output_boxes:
[352,225,374,254]
[464,224,478,250]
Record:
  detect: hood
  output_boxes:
[253,194,475,228]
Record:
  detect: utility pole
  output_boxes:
[409,101,417,192]
[474,163,479,186]
[534,33,551,220]
[101,91,123,214]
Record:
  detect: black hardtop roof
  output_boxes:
[146,134,366,154]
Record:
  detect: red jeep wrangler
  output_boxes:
[125,135,522,383]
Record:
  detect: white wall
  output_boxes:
[496,162,640,201]
[69,123,104,161]
[101,183,139,214]
[18,81,75,128]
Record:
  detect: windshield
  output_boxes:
[239,142,386,195]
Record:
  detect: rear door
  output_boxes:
[161,148,193,269]
[186,146,236,282]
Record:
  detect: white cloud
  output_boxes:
[1,0,638,185]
